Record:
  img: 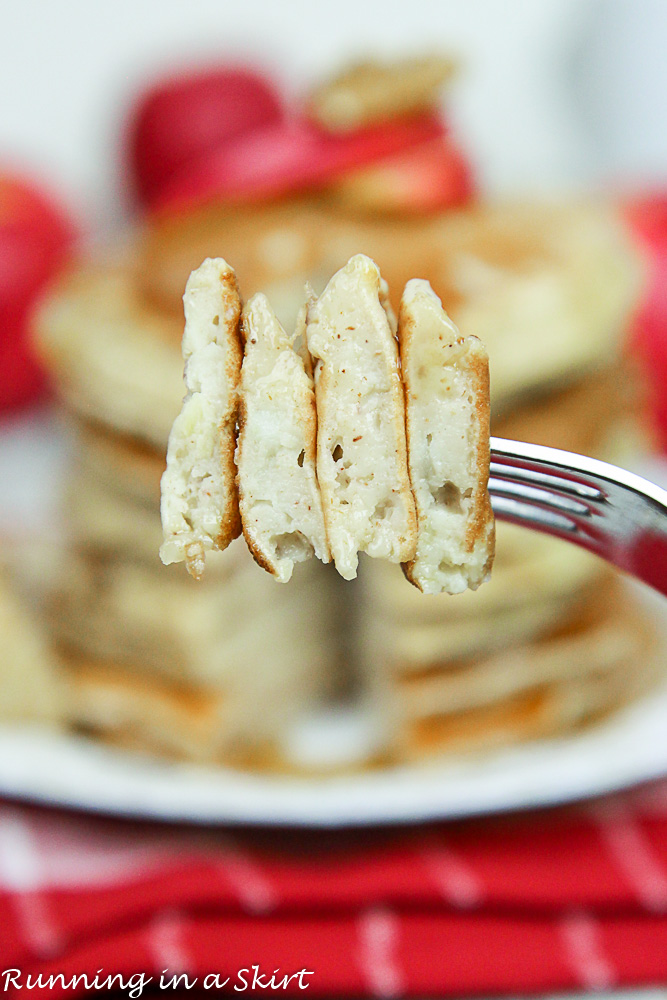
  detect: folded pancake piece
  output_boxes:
[237,293,330,582]
[306,254,416,580]
[160,258,243,579]
[399,278,494,594]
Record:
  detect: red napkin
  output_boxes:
[1,781,666,997]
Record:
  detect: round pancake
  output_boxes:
[393,580,660,717]
[64,654,381,774]
[141,196,331,319]
[75,420,166,509]
[0,573,63,725]
[399,656,662,763]
[66,468,163,565]
[34,264,184,449]
[64,654,231,763]
[363,590,598,674]
[492,357,645,457]
[64,651,328,766]
[30,193,648,773]
[397,603,664,764]
[49,545,337,690]
[34,200,642,448]
[359,521,606,636]
[141,199,642,403]
[65,644,663,771]
[69,352,645,521]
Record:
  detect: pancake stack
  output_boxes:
[32,270,338,766]
[31,190,665,770]
[358,531,662,762]
[0,571,63,728]
[346,206,664,762]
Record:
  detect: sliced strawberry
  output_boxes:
[0,310,49,412]
[329,135,474,213]
[127,66,285,206]
[152,113,445,214]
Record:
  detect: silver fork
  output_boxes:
[489,438,667,598]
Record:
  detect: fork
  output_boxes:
[489,438,667,598]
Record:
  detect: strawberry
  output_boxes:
[329,134,474,214]
[127,66,284,206]
[153,112,445,213]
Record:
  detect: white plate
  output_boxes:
[1,410,666,826]
[0,680,667,826]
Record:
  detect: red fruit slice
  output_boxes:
[128,67,285,206]
[329,135,474,213]
[0,312,48,412]
[626,195,667,249]
[152,113,445,214]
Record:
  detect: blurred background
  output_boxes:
[3,0,667,218]
[0,0,666,994]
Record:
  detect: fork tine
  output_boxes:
[489,437,667,597]
[490,437,667,512]
[489,494,581,535]
[488,475,597,518]
[489,461,605,501]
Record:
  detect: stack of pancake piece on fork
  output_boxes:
[26,196,666,771]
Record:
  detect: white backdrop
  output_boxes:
[0,0,665,227]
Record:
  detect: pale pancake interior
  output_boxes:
[306,254,416,580]
[160,257,241,578]
[400,278,493,594]
[238,293,329,582]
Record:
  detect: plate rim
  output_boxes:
[1,680,666,827]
